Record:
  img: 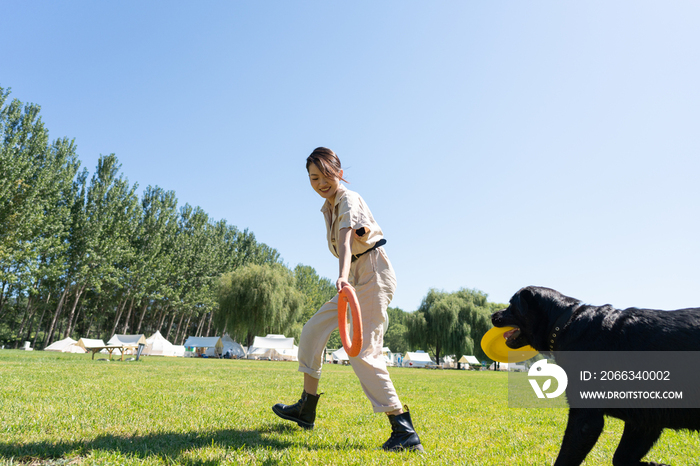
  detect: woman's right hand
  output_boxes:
[336,277,351,293]
[337,227,353,293]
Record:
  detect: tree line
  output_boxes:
[0,87,282,349]
[214,261,501,363]
[406,288,500,363]
[1,86,504,363]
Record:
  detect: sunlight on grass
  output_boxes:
[1,350,697,465]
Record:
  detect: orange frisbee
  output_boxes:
[338,285,363,357]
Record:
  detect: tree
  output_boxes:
[384,307,409,353]
[0,87,52,320]
[11,136,79,347]
[406,288,493,364]
[289,264,337,345]
[456,289,495,363]
[54,155,139,343]
[0,87,80,345]
[406,289,463,364]
[215,263,303,347]
[293,265,333,322]
[129,186,178,334]
[0,86,292,347]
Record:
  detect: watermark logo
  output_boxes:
[528,359,568,399]
[509,352,700,408]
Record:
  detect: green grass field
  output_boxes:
[1,351,697,465]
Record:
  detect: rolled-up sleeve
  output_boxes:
[336,196,366,232]
[332,190,383,257]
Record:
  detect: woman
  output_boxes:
[272,147,423,452]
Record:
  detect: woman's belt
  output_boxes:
[351,239,387,262]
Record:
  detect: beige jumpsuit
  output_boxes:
[297,185,402,413]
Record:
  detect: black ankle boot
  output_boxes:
[272,390,321,429]
[382,406,424,452]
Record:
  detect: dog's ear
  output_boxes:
[517,286,540,312]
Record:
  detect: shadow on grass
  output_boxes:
[0,425,325,465]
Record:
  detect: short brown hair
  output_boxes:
[306,147,348,182]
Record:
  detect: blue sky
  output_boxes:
[3,1,699,313]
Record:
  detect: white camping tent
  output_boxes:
[332,347,349,363]
[183,336,223,357]
[107,334,147,355]
[247,334,294,360]
[403,351,433,367]
[77,338,106,350]
[144,331,176,356]
[277,345,298,361]
[221,335,246,358]
[458,355,481,369]
[108,334,147,346]
[45,337,86,353]
[458,355,480,365]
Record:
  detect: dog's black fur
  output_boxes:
[491,286,700,466]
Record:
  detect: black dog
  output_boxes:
[491,286,700,466]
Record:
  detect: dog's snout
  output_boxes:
[491,309,506,326]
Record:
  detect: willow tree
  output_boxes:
[455,288,494,362]
[406,288,492,364]
[215,263,303,347]
[384,307,409,353]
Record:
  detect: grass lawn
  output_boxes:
[1,350,697,465]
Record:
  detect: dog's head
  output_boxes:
[491,286,581,352]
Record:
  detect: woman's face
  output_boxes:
[308,163,342,201]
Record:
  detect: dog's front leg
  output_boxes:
[612,423,665,466]
[553,408,605,466]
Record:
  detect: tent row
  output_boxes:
[330,346,399,366]
[45,332,297,361]
[184,334,299,361]
[182,335,246,358]
[179,334,294,359]
[329,349,434,368]
[46,334,485,368]
[45,332,186,357]
[399,352,485,369]
[329,350,485,369]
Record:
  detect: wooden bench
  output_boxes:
[84,345,138,361]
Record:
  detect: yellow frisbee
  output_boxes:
[481,326,538,363]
